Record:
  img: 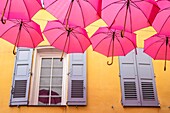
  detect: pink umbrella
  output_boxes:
[43,20,91,60]
[101,0,159,36]
[156,0,170,9]
[90,27,136,65]
[43,0,101,28]
[144,34,170,71]
[152,4,170,35]
[0,0,42,24]
[0,20,44,54]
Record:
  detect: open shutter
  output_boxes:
[10,48,33,106]
[67,53,86,105]
[136,48,159,106]
[119,50,141,106]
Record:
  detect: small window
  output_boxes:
[29,47,68,106]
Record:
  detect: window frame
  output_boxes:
[29,46,69,106]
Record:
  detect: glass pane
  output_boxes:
[50,97,61,105]
[51,87,62,95]
[41,67,51,75]
[40,77,50,86]
[38,97,49,105]
[53,58,63,67]
[39,87,50,96]
[52,77,62,86]
[42,58,52,67]
[52,68,63,76]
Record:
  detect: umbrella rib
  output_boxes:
[51,31,67,46]
[109,2,127,28]
[45,0,57,9]
[76,0,86,27]
[23,26,36,48]
[124,35,136,49]
[102,0,125,11]
[23,0,31,20]
[154,40,166,60]
[71,32,84,52]
[91,31,111,37]
[130,1,152,25]
[93,34,112,50]
[115,35,126,56]
[158,15,170,33]
[83,0,101,17]
[0,24,19,37]
[43,27,65,33]
[144,38,165,52]
[107,37,113,57]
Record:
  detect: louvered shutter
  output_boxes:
[10,48,33,106]
[67,53,86,105]
[119,50,141,106]
[136,48,159,106]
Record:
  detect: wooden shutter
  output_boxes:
[67,53,86,105]
[10,48,33,106]
[119,50,141,106]
[136,48,159,106]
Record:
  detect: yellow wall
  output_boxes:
[0,10,170,113]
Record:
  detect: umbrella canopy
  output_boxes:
[144,34,170,71]
[156,0,170,9]
[152,4,170,35]
[0,20,44,54]
[101,0,159,36]
[43,20,91,60]
[0,0,42,24]
[43,0,101,28]
[90,27,136,65]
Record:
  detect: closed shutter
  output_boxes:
[67,53,86,105]
[10,48,33,106]
[136,48,159,106]
[119,50,141,106]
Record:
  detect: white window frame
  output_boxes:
[29,46,68,106]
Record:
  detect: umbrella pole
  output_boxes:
[121,0,130,38]
[65,0,74,29]
[164,37,168,71]
[1,0,9,24]
[13,21,23,55]
[107,32,115,65]
[60,29,72,61]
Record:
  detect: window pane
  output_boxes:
[42,58,52,67]
[51,87,62,95]
[53,58,63,67]
[38,97,49,105]
[39,87,50,96]
[50,97,61,105]
[41,67,51,75]
[52,77,62,86]
[40,77,50,86]
[52,68,63,76]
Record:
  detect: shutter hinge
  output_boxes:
[119,74,121,77]
[67,72,70,76]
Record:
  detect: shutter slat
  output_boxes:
[10,48,33,106]
[68,53,86,105]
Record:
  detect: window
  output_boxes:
[119,48,159,107]
[10,46,87,106]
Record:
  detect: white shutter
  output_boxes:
[67,53,87,105]
[136,48,159,106]
[119,50,141,106]
[10,48,33,106]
